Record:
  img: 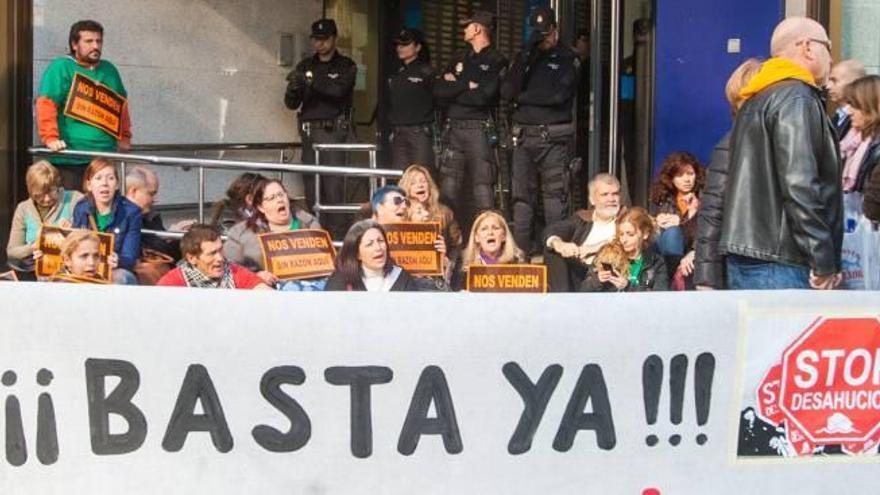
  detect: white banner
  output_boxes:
[0,284,878,494]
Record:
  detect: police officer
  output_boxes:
[284,18,357,238]
[386,28,436,171]
[434,10,508,230]
[501,7,580,254]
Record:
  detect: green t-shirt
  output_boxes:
[39,57,128,165]
[289,218,301,231]
[628,255,644,287]
[95,211,113,232]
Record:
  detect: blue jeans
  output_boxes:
[725,255,810,290]
[112,268,139,285]
[655,227,686,256]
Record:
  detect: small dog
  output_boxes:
[592,241,631,279]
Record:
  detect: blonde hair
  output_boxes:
[399,164,442,220]
[60,230,101,267]
[25,160,61,196]
[593,241,631,279]
[725,58,762,114]
[461,210,524,267]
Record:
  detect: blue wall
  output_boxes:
[653,0,783,173]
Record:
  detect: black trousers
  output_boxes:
[55,163,87,191]
[390,124,435,172]
[511,131,572,254]
[439,121,495,232]
[301,123,356,239]
[544,249,589,292]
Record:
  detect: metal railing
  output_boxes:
[29,147,402,224]
[143,228,342,248]
[312,143,379,223]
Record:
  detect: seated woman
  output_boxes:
[324,219,422,291]
[51,229,115,283]
[210,172,266,233]
[398,164,462,257]
[649,152,705,288]
[372,185,449,290]
[223,178,323,290]
[581,207,668,292]
[455,210,525,289]
[7,161,83,278]
[72,158,141,285]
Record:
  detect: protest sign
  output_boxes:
[0,287,878,493]
[63,73,127,138]
[258,229,336,280]
[466,264,547,293]
[34,226,114,283]
[383,222,442,276]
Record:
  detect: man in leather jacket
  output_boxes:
[719,17,842,290]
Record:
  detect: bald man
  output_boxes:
[719,17,842,290]
[827,59,866,136]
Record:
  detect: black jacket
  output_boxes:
[852,137,880,193]
[501,43,580,125]
[387,59,435,126]
[693,132,730,289]
[719,80,842,276]
[542,209,601,246]
[285,51,357,121]
[434,46,508,120]
[579,248,668,292]
[324,267,421,291]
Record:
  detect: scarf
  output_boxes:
[738,58,816,101]
[840,128,870,191]
[181,261,235,289]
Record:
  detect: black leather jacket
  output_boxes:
[719,80,842,276]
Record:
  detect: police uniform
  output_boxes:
[387,29,436,171]
[284,19,357,236]
[434,11,508,225]
[501,7,580,253]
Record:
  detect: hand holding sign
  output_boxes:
[382,222,443,276]
[258,229,336,281]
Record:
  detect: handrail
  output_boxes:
[30,147,401,225]
[312,143,376,152]
[143,229,341,248]
[29,148,401,178]
[131,142,300,152]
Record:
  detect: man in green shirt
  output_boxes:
[36,20,132,189]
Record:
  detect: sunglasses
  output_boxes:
[389,196,410,207]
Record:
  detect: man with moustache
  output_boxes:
[37,20,132,190]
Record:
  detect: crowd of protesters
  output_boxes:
[6,15,876,293]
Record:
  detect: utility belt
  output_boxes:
[444,118,499,147]
[299,113,352,136]
[391,123,433,133]
[510,122,574,144]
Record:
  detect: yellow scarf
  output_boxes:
[738,57,816,101]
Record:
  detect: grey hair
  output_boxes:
[588,173,620,198]
[125,165,156,192]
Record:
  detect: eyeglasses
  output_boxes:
[801,38,832,53]
[262,192,288,203]
[389,196,410,207]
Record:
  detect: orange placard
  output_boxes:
[0,270,18,282]
[63,73,127,138]
[382,222,442,276]
[35,226,114,283]
[466,264,548,293]
[258,229,336,280]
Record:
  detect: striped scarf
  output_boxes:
[181,261,235,289]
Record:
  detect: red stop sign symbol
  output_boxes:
[779,317,880,451]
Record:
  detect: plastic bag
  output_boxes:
[840,193,880,290]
